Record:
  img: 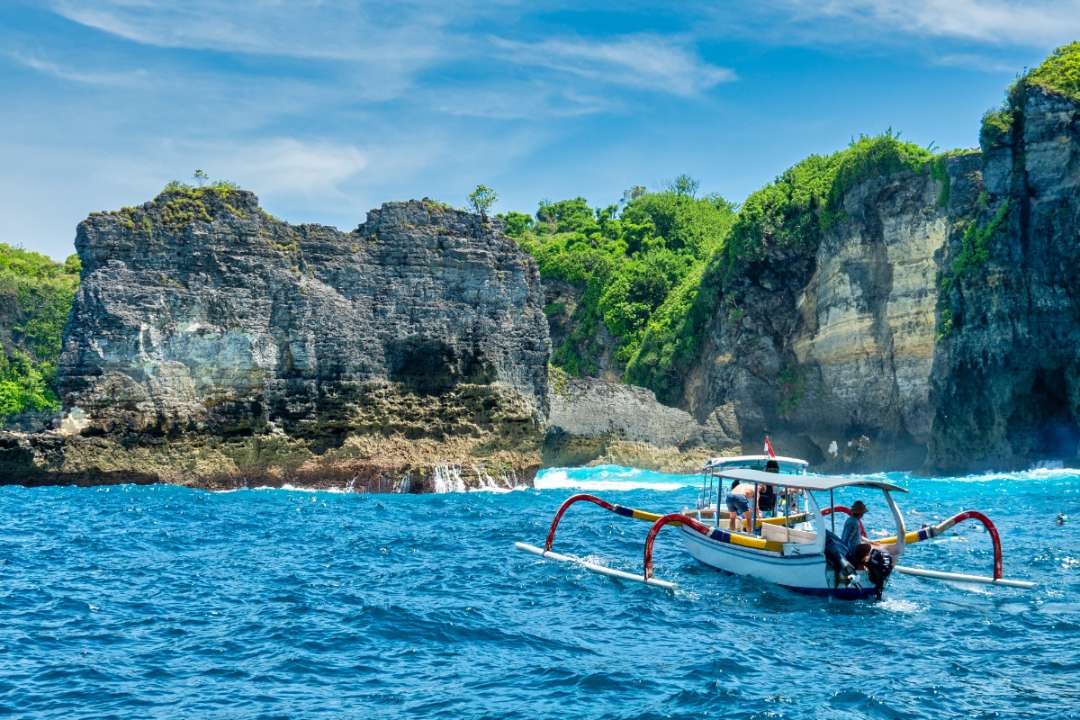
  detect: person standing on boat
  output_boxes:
[725,482,757,532]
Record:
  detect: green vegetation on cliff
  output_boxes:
[158,180,244,227]
[0,244,80,421]
[1026,41,1080,102]
[627,133,938,403]
[509,133,940,404]
[980,42,1080,149]
[505,184,736,377]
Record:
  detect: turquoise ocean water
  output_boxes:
[1,466,1077,719]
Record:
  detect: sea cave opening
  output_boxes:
[385,337,496,395]
[1011,367,1080,463]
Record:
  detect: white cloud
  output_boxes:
[423,83,618,119]
[931,52,1025,73]
[194,138,370,197]
[47,0,456,101]
[8,51,149,86]
[49,1,450,62]
[491,34,735,97]
[762,1,1080,47]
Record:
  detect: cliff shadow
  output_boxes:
[384,337,497,396]
[1007,366,1080,463]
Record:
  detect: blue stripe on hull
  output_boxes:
[781,584,880,600]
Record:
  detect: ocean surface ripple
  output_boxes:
[1,466,1077,719]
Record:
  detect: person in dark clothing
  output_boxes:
[841,500,868,561]
[758,484,777,516]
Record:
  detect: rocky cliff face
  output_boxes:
[685,81,1080,473]
[0,189,550,488]
[930,84,1080,471]
[545,374,738,471]
[684,155,978,470]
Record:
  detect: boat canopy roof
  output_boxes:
[714,468,908,493]
[704,455,809,469]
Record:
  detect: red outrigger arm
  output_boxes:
[544,493,666,551]
[643,513,710,580]
[544,494,763,581]
[821,505,1002,579]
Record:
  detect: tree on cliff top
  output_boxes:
[668,174,700,198]
[468,185,498,217]
[506,184,735,379]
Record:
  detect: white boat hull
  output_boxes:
[678,526,879,599]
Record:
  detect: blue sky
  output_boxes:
[1,1,1076,259]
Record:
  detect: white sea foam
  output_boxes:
[803,465,1080,488]
[430,464,532,494]
[431,464,467,494]
[877,597,922,613]
[534,467,692,492]
[257,484,348,494]
[943,466,1080,483]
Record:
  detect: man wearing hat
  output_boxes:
[841,500,868,559]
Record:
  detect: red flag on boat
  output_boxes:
[764,435,776,459]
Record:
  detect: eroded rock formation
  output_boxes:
[0,190,550,488]
[544,375,738,471]
[680,82,1080,472]
[930,85,1080,471]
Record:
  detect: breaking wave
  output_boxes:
[534,465,695,492]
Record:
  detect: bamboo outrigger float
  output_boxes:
[516,454,1036,598]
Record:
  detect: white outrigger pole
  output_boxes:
[514,542,677,590]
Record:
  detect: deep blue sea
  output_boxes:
[1,466,1077,719]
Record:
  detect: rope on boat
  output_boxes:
[821,505,866,537]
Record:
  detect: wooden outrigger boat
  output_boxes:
[516,454,1035,598]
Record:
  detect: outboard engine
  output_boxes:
[865,548,894,599]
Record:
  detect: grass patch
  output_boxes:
[1026,41,1080,102]
[155,180,244,228]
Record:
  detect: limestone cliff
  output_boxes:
[683,60,1080,473]
[544,374,738,471]
[686,155,980,470]
[0,188,550,488]
[930,82,1080,471]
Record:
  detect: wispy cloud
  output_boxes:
[752,1,1080,47]
[49,0,452,62]
[48,0,455,100]
[491,35,735,97]
[191,138,370,197]
[931,52,1026,73]
[8,51,148,86]
[423,83,618,120]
